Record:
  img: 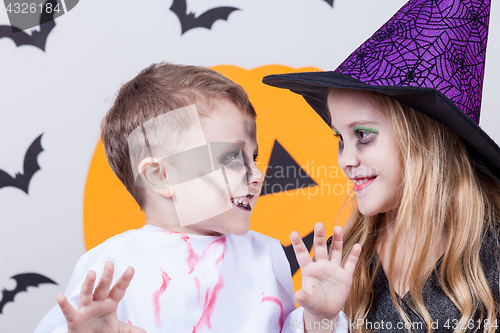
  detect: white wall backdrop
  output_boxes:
[0,0,498,331]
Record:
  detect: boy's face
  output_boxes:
[167,99,263,235]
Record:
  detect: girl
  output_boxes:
[263,0,500,332]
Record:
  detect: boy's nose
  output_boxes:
[246,162,265,187]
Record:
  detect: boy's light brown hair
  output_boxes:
[101,62,256,210]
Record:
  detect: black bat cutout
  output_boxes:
[0,273,57,314]
[0,133,44,194]
[282,231,315,276]
[0,0,58,51]
[170,0,240,34]
[323,0,334,7]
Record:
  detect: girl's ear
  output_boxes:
[137,157,174,198]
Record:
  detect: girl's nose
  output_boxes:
[338,146,360,172]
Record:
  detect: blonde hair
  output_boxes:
[333,89,500,333]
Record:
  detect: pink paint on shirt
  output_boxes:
[157,230,227,275]
[194,277,201,304]
[262,295,284,332]
[192,238,226,332]
[127,320,132,325]
[152,269,171,327]
[156,232,228,331]
[183,238,199,273]
[171,232,199,273]
[200,238,226,259]
[185,236,226,275]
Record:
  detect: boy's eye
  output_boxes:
[222,153,239,163]
[219,152,245,171]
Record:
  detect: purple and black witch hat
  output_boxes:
[263,0,500,174]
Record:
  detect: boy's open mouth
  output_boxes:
[231,195,253,211]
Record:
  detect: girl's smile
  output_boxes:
[351,176,377,192]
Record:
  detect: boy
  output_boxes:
[34,63,359,333]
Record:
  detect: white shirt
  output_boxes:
[34,225,347,333]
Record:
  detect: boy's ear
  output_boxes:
[137,157,174,198]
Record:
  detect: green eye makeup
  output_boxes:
[352,126,378,134]
[333,129,340,135]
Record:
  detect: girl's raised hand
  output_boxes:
[291,223,361,330]
[56,262,146,333]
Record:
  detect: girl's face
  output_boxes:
[328,89,403,217]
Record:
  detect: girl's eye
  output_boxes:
[333,133,344,149]
[353,127,378,143]
[356,130,370,140]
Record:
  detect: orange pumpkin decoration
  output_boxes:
[83,65,351,291]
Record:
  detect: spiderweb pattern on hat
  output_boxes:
[336,0,490,124]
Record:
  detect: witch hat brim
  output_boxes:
[262,0,500,175]
[263,71,500,176]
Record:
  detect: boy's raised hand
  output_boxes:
[291,223,361,331]
[56,262,146,333]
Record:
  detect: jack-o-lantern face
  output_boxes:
[83,65,351,291]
